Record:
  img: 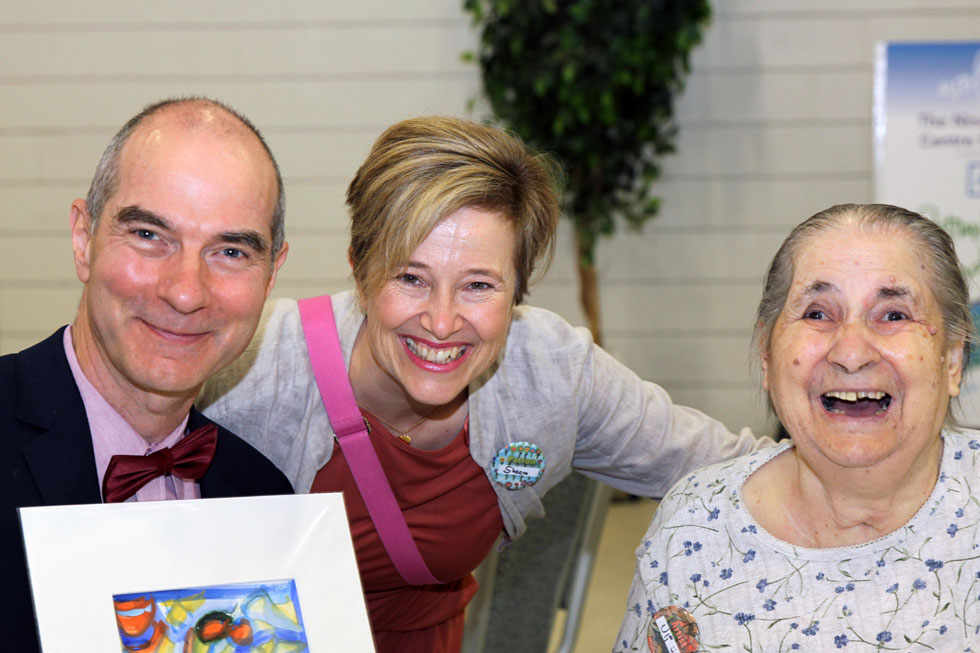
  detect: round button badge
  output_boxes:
[490,441,546,489]
[647,605,700,653]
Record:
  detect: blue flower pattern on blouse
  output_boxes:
[613,431,980,652]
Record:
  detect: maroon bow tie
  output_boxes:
[102,424,218,503]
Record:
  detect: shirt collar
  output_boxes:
[63,325,192,500]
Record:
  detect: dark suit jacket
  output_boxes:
[0,328,293,652]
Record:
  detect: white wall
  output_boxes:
[2,1,979,437]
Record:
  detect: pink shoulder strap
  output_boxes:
[297,295,440,586]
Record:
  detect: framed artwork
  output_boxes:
[19,493,373,652]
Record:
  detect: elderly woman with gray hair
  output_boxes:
[616,204,980,652]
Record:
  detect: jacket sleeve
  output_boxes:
[489,305,771,500]
[571,337,772,498]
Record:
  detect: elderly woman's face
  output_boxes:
[359,206,517,408]
[762,223,963,471]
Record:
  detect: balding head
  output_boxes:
[85,97,285,257]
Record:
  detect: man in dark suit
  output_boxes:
[0,97,293,652]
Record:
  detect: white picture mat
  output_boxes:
[20,493,374,652]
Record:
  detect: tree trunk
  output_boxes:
[574,228,603,346]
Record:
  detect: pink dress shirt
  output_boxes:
[63,326,201,502]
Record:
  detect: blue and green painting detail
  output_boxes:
[113,579,308,652]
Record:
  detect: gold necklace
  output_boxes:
[363,409,427,445]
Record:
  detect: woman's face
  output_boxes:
[359,206,517,409]
[762,222,963,472]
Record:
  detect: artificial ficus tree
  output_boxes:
[464,0,711,344]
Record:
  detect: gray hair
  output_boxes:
[754,203,974,423]
[84,96,285,257]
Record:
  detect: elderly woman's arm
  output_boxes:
[614,506,674,653]
[611,455,766,653]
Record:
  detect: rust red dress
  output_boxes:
[311,412,504,652]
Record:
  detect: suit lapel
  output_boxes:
[16,329,102,505]
[21,405,102,505]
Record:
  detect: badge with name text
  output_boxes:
[647,605,699,653]
[490,441,546,489]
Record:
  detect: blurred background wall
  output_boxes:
[3,0,979,438]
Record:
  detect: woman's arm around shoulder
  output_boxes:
[508,304,775,498]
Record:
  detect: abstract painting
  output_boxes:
[22,494,373,650]
[113,579,308,652]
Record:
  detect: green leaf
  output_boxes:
[533,76,549,97]
[553,114,565,136]
[561,62,577,83]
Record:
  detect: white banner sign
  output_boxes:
[875,41,980,425]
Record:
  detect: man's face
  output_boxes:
[70,113,286,402]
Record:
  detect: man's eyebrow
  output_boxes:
[220,231,269,255]
[114,205,170,230]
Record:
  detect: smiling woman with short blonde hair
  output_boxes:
[200,115,769,652]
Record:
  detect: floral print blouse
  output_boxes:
[615,430,980,652]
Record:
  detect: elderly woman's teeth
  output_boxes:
[824,391,887,402]
[820,390,892,415]
[406,338,465,364]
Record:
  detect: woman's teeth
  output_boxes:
[406,337,465,364]
[820,390,892,415]
[823,390,887,402]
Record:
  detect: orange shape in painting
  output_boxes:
[123,620,165,652]
[228,619,253,645]
[197,617,229,642]
[114,596,155,637]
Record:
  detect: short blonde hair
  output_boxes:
[346,116,562,304]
